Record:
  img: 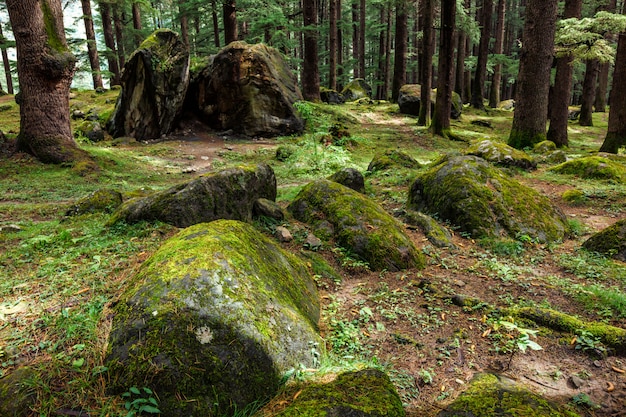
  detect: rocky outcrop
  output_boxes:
[341,79,372,101]
[105,220,321,416]
[108,164,276,227]
[583,219,626,262]
[408,156,569,242]
[187,42,303,137]
[465,139,537,170]
[107,29,190,140]
[288,179,424,271]
[404,210,457,249]
[0,367,36,417]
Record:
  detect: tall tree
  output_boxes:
[391,0,408,101]
[329,0,338,89]
[594,0,617,112]
[471,0,493,109]
[303,0,320,100]
[546,0,582,147]
[179,0,190,47]
[99,1,121,85]
[80,0,103,89]
[112,2,126,69]
[508,0,558,149]
[132,2,143,46]
[418,0,434,126]
[0,19,14,94]
[431,0,457,137]
[578,59,598,126]
[599,30,626,153]
[488,0,506,108]
[223,0,238,44]
[212,0,221,48]
[352,1,359,77]
[359,0,365,79]
[6,0,91,164]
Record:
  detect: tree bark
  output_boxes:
[418,0,434,126]
[376,6,386,99]
[212,0,221,48]
[488,0,506,108]
[382,4,392,100]
[359,0,365,80]
[223,0,238,44]
[303,0,320,101]
[6,0,91,165]
[455,30,466,103]
[352,1,359,77]
[391,0,408,102]
[594,0,616,112]
[99,1,121,86]
[579,59,599,126]
[0,21,13,94]
[546,0,582,147]
[337,0,344,89]
[132,2,143,46]
[471,0,493,109]
[600,32,626,153]
[80,0,103,89]
[508,0,558,149]
[431,0,456,137]
[179,0,190,47]
[329,0,338,90]
[112,3,126,68]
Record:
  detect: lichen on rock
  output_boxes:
[105,220,321,416]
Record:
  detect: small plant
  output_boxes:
[418,368,435,385]
[122,387,161,416]
[570,393,600,409]
[574,330,606,357]
[489,319,542,369]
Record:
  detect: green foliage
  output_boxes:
[574,330,606,356]
[122,387,161,416]
[555,12,626,62]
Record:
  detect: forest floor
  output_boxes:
[1,91,626,416]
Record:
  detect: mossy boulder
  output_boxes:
[367,150,421,172]
[533,140,557,153]
[582,219,626,262]
[65,188,123,216]
[404,210,456,249]
[75,120,105,142]
[549,156,626,181]
[320,87,345,104]
[288,179,424,271]
[397,84,462,119]
[0,367,36,416]
[262,369,405,417]
[341,78,372,101]
[498,99,515,110]
[328,167,365,193]
[253,198,285,221]
[438,373,579,417]
[105,220,321,416]
[108,164,276,227]
[465,139,537,171]
[186,42,303,137]
[408,156,569,242]
[107,29,190,140]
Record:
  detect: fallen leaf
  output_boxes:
[611,366,625,374]
[606,381,615,392]
[293,390,303,400]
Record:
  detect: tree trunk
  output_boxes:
[359,0,365,80]
[6,0,91,165]
[179,0,190,47]
[112,3,126,68]
[337,0,344,89]
[376,6,386,99]
[99,1,121,86]
[508,0,558,149]
[329,0,338,89]
[80,0,103,89]
[132,2,143,46]
[594,0,616,112]
[418,0,434,126]
[392,0,408,102]
[0,22,13,94]
[488,0,505,108]
[352,1,359,77]
[431,0,456,137]
[212,0,221,48]
[546,0,582,147]
[600,32,626,153]
[579,59,599,126]
[303,0,321,101]
[455,30,466,102]
[471,0,493,109]
[382,4,392,100]
[223,1,238,44]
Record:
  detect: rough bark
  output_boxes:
[212,0,221,48]
[418,0,434,126]
[329,0,338,90]
[132,2,143,46]
[223,0,238,44]
[99,1,121,85]
[178,0,189,47]
[391,0,408,102]
[471,0,493,109]
[0,20,14,94]
[303,0,320,101]
[579,59,599,126]
[352,1,359,77]
[112,3,126,68]
[382,5,392,100]
[594,0,616,112]
[6,0,91,165]
[431,0,456,137]
[80,0,103,89]
[488,0,506,108]
[508,0,558,149]
[455,30,466,103]
[337,0,343,88]
[599,32,626,153]
[359,0,366,80]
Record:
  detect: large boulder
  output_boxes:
[108,164,276,227]
[397,84,462,119]
[187,42,303,137]
[65,188,123,216]
[583,219,626,261]
[341,79,372,101]
[408,156,569,242]
[288,179,425,271]
[107,29,190,140]
[465,139,537,171]
[328,167,365,193]
[320,87,345,104]
[105,220,321,416]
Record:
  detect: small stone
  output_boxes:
[275,226,293,242]
[0,224,22,233]
[71,109,85,120]
[182,167,197,174]
[593,360,603,368]
[568,375,586,389]
[453,279,466,287]
[304,233,322,250]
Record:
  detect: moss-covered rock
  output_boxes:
[397,84,462,119]
[549,156,626,181]
[261,369,405,417]
[275,144,297,161]
[404,210,457,249]
[253,198,285,221]
[0,367,36,417]
[562,189,586,205]
[465,139,537,171]
[533,140,557,153]
[408,156,569,242]
[107,29,190,140]
[438,373,579,417]
[65,188,123,216]
[74,120,105,142]
[320,87,345,104]
[498,99,515,110]
[367,150,421,172]
[288,179,424,271]
[341,79,372,101]
[328,167,365,193]
[105,220,321,416]
[186,42,303,137]
[108,164,276,227]
[582,219,626,262]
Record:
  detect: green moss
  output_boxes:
[65,189,122,216]
[465,139,536,170]
[562,189,586,205]
[0,367,36,417]
[549,156,626,181]
[40,1,67,52]
[508,129,547,150]
[582,219,626,261]
[367,150,421,172]
[533,140,557,153]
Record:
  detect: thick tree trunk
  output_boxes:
[337,0,344,89]
[488,0,506,108]
[431,0,456,137]
[6,0,91,165]
[455,30,466,102]
[595,62,610,112]
[508,0,558,149]
[303,0,320,101]
[600,33,626,153]
[391,0,408,102]
[100,1,121,86]
[223,1,238,44]
[418,0,434,126]
[471,0,493,109]
[352,1,359,78]
[546,0,582,147]
[212,0,221,48]
[329,0,338,90]
[80,0,103,89]
[382,5,392,100]
[179,0,190,47]
[112,3,126,68]
[376,7,386,99]
[359,0,366,80]
[579,59,599,126]
[0,22,13,94]
[132,2,143,46]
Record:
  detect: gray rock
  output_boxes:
[304,233,323,250]
[405,210,457,249]
[465,139,537,171]
[328,168,365,193]
[0,367,36,416]
[341,78,372,101]
[275,226,293,242]
[568,375,586,389]
[253,198,284,221]
[66,189,123,216]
